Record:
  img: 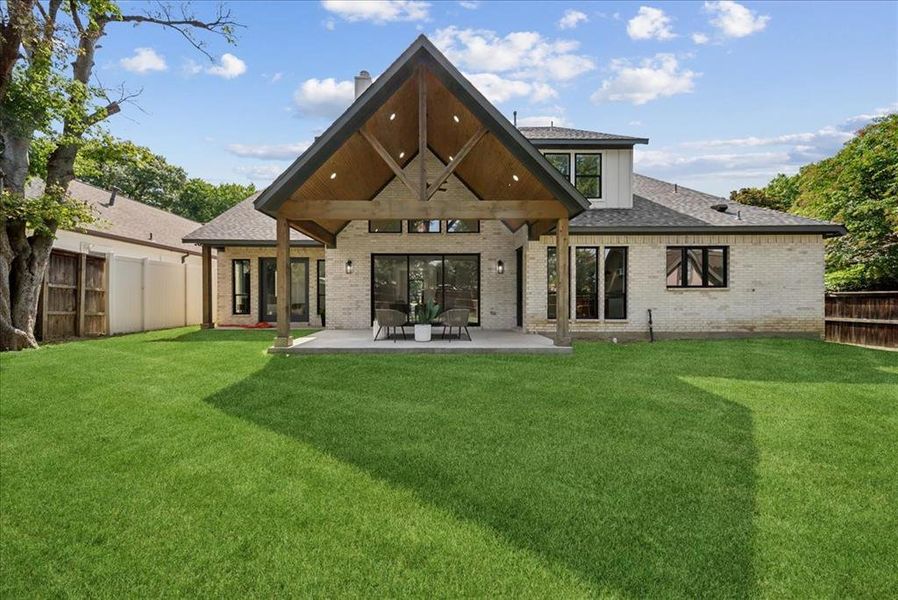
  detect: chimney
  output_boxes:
[109,186,119,206]
[354,70,372,99]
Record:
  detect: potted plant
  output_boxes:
[414,300,441,342]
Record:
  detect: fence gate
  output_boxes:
[825,291,897,349]
[37,250,107,341]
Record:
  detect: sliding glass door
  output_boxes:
[371,254,480,324]
[258,257,309,322]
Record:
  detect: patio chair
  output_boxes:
[375,309,408,342]
[439,308,471,342]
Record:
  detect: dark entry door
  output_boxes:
[259,257,309,322]
[516,246,523,327]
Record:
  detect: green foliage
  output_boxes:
[730,115,898,291]
[29,135,254,223]
[415,299,441,324]
[0,187,95,237]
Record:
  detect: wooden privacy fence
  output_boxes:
[38,249,107,341]
[825,291,897,349]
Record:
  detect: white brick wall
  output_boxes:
[525,233,825,337]
[216,246,326,327]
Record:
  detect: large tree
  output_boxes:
[0,0,238,350]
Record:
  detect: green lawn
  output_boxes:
[1,328,896,598]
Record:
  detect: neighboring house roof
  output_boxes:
[254,34,591,219]
[520,126,649,147]
[183,194,318,246]
[569,174,845,236]
[27,179,204,254]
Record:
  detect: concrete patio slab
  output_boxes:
[268,329,571,355]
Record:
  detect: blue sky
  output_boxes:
[99,0,897,196]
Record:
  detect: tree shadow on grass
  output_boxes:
[147,329,317,344]
[200,342,783,597]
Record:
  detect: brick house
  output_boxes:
[184,35,843,347]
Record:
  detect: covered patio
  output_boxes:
[268,328,570,355]
[229,36,589,352]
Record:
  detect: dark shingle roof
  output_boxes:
[27,179,203,253]
[570,174,845,235]
[520,126,648,144]
[183,193,317,245]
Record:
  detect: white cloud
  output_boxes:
[235,164,289,183]
[226,141,312,160]
[558,9,588,30]
[704,1,769,38]
[465,73,557,104]
[458,0,480,8]
[264,72,284,83]
[120,48,167,74]
[181,58,203,76]
[629,120,643,126]
[517,115,570,127]
[293,77,355,118]
[431,26,595,81]
[627,6,676,40]
[591,54,698,105]
[207,53,247,79]
[323,18,336,30]
[691,32,710,44]
[321,0,429,23]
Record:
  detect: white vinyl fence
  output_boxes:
[107,255,215,334]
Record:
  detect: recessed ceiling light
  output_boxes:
[399,151,405,159]
[449,156,454,161]
[512,174,519,182]
[389,112,396,121]
[452,115,460,123]
[329,172,337,179]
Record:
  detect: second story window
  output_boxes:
[575,153,602,199]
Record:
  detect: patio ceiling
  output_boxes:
[255,36,589,247]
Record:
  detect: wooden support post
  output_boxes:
[274,214,293,348]
[201,245,214,329]
[555,217,570,347]
[418,65,427,201]
[77,252,87,337]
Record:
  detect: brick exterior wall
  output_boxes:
[525,233,825,338]
[216,245,325,327]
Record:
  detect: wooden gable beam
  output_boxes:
[426,126,487,200]
[359,128,417,197]
[280,197,567,221]
[291,220,336,248]
[418,65,427,201]
[528,219,556,241]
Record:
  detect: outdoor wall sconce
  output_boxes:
[496,260,505,274]
[345,260,353,275]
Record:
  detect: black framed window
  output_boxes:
[369,220,402,233]
[372,254,480,325]
[408,220,440,233]
[575,247,599,319]
[544,153,571,179]
[446,219,479,233]
[604,247,627,319]
[232,259,250,315]
[547,247,557,320]
[666,246,728,288]
[575,153,602,199]
[317,259,326,320]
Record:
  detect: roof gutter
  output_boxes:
[181,238,324,247]
[568,224,848,237]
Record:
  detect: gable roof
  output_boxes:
[569,174,845,236]
[27,179,204,254]
[183,194,318,246]
[254,35,590,218]
[520,126,648,147]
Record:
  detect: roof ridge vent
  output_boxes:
[710,203,729,213]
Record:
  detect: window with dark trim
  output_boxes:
[544,153,571,179]
[666,246,728,288]
[575,153,602,199]
[446,219,479,233]
[369,220,402,233]
[547,247,558,320]
[408,220,440,233]
[604,247,627,319]
[232,259,250,314]
[575,247,599,319]
[316,259,326,320]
